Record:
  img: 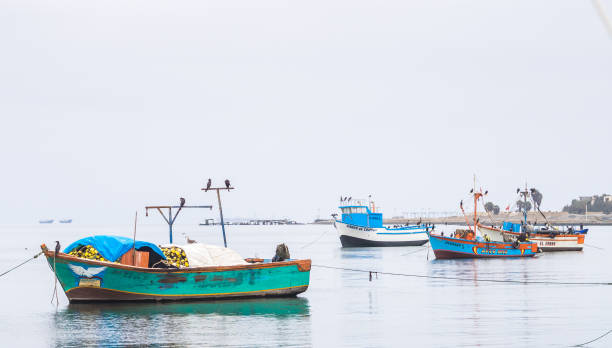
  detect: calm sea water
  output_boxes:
[1,223,611,347]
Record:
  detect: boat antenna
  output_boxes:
[201,180,234,248]
[517,182,530,225]
[473,192,479,234]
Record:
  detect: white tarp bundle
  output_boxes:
[160,243,248,267]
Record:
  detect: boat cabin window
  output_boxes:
[341,207,367,214]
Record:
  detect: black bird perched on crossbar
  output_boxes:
[205,178,211,192]
[180,197,186,207]
[225,179,231,191]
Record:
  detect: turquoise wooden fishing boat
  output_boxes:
[41,188,311,302]
[41,243,311,302]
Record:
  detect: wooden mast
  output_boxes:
[201,184,234,248]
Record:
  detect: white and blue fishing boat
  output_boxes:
[333,198,430,247]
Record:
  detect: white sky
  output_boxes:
[1,0,611,223]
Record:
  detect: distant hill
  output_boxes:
[563,194,612,214]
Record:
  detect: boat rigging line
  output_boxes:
[0,251,43,278]
[312,264,612,286]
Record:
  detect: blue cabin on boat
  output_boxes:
[502,222,522,232]
[339,205,383,228]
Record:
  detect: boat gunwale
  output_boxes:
[41,247,311,273]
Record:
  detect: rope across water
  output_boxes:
[312,264,612,286]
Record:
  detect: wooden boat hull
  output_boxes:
[477,224,584,252]
[428,234,538,259]
[42,248,310,303]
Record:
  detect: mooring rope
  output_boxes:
[400,246,429,256]
[300,228,330,250]
[0,251,43,278]
[312,264,612,285]
[573,328,612,347]
[584,243,605,251]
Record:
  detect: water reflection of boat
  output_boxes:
[334,197,429,247]
[63,297,310,317]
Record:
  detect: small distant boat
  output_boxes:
[59,219,73,224]
[429,184,539,259]
[39,219,54,224]
[334,197,430,247]
[477,186,586,251]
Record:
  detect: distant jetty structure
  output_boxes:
[200,218,301,226]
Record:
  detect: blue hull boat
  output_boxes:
[428,233,538,259]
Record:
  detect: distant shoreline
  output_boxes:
[384,211,611,226]
[310,212,612,226]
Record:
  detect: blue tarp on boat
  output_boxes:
[63,235,166,262]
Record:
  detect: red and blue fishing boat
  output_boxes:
[429,185,539,259]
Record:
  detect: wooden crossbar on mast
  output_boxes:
[145,204,212,243]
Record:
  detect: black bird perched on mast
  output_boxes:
[225,179,231,191]
[470,189,473,194]
[179,197,186,207]
[205,178,211,192]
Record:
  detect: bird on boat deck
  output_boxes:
[205,178,211,192]
[180,197,186,207]
[225,179,231,191]
[470,189,473,194]
[186,236,196,244]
